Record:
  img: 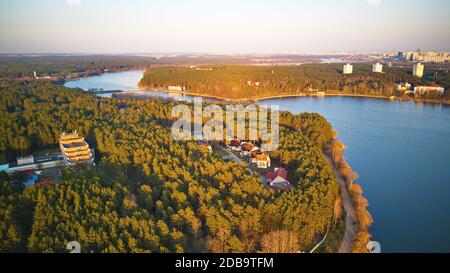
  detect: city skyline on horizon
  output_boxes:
[2,50,449,56]
[1,0,450,54]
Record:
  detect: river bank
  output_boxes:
[135,87,450,105]
[63,67,449,106]
[323,154,358,253]
[255,92,448,105]
[136,87,255,102]
[60,66,150,83]
[325,139,373,253]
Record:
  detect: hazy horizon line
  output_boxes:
[1,49,449,57]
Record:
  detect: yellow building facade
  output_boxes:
[60,131,94,166]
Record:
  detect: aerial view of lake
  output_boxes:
[65,70,450,253]
[64,70,145,92]
[65,70,222,102]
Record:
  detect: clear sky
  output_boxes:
[1,0,449,54]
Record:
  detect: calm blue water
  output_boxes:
[64,70,221,102]
[64,70,145,92]
[258,96,450,253]
[65,71,450,253]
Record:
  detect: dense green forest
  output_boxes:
[0,80,343,253]
[0,55,251,80]
[0,55,158,80]
[139,64,450,101]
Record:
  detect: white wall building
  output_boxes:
[343,63,353,74]
[372,63,383,73]
[168,86,186,92]
[17,155,35,166]
[414,86,445,95]
[413,63,424,78]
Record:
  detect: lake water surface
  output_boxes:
[64,70,209,101]
[65,70,450,253]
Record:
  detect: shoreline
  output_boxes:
[133,87,450,105]
[135,87,254,102]
[323,153,358,253]
[63,67,448,106]
[57,67,148,84]
[255,93,390,102]
[323,143,374,253]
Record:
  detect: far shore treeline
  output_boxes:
[139,64,450,102]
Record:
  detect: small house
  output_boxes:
[256,154,271,169]
[266,167,291,190]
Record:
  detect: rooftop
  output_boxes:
[61,140,90,149]
[267,167,288,181]
[256,154,270,161]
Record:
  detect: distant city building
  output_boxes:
[413,63,424,78]
[398,50,450,63]
[414,86,445,95]
[60,130,94,167]
[343,63,353,74]
[372,63,383,73]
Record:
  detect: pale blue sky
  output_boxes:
[0,0,449,53]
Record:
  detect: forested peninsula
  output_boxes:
[0,80,371,253]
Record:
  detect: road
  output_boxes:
[309,227,329,253]
[219,147,254,176]
[324,155,358,253]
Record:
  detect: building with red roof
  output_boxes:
[267,167,288,181]
[266,167,291,191]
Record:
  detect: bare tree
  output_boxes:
[260,230,299,253]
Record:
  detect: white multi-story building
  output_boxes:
[372,63,383,73]
[399,50,449,63]
[343,63,353,75]
[413,63,424,78]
